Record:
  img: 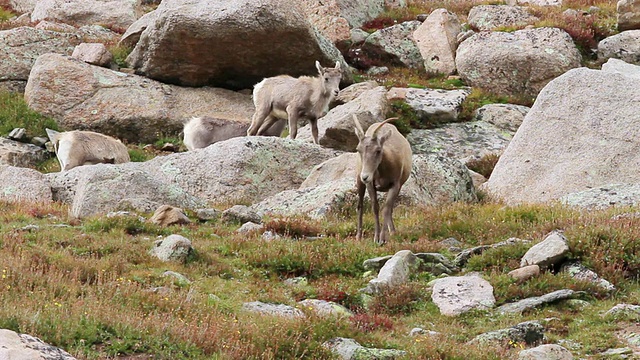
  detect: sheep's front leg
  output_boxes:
[356,180,366,241]
[381,183,401,244]
[367,184,382,245]
[310,119,319,144]
[286,106,300,140]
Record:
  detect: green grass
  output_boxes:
[0,91,60,138]
[1,200,640,359]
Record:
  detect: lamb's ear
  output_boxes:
[353,114,365,141]
[316,61,324,75]
[334,61,341,70]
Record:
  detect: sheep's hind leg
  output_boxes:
[380,184,401,244]
[356,180,366,241]
[286,106,300,140]
[256,115,279,135]
[247,105,270,136]
[367,184,382,245]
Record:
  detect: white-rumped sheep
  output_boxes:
[247,61,342,144]
[353,115,413,245]
[46,129,130,171]
[183,116,286,151]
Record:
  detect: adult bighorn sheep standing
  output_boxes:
[46,129,130,171]
[183,116,286,151]
[247,61,342,144]
[353,115,413,245]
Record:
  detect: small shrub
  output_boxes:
[349,313,394,333]
[386,100,418,133]
[466,153,500,179]
[367,283,425,315]
[109,44,132,68]
[263,216,323,239]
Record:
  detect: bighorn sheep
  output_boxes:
[247,61,342,144]
[46,129,130,171]
[183,116,285,151]
[353,115,413,245]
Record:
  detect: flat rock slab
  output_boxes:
[323,337,406,360]
[470,320,545,346]
[496,289,578,314]
[242,301,306,319]
[431,275,496,316]
[520,230,570,268]
[0,329,76,360]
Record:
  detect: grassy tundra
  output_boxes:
[0,0,632,358]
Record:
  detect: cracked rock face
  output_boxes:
[431,275,496,316]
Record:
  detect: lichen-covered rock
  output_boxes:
[388,87,470,126]
[472,103,529,134]
[241,301,306,319]
[520,230,570,268]
[222,205,262,224]
[561,261,615,292]
[31,0,142,30]
[597,30,640,64]
[126,0,350,89]
[470,321,545,346]
[431,275,495,316]
[467,5,538,31]
[0,329,77,360]
[150,234,193,263]
[456,28,581,97]
[360,21,423,69]
[413,8,461,75]
[0,165,52,203]
[496,289,577,314]
[483,61,640,204]
[365,250,421,294]
[298,299,353,317]
[323,337,406,360]
[518,344,574,360]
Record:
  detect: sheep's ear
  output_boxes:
[334,61,341,70]
[315,61,324,75]
[352,114,365,140]
[378,128,391,146]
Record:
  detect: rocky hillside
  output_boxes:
[1,0,640,359]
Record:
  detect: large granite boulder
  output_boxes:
[0,26,80,93]
[618,0,640,31]
[484,60,640,204]
[126,0,351,89]
[467,5,538,31]
[413,9,461,75]
[0,165,52,203]
[597,30,640,64]
[456,27,581,97]
[31,0,142,30]
[0,329,76,360]
[25,53,255,143]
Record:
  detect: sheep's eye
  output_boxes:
[375,149,382,155]
[325,77,330,82]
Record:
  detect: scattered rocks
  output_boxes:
[222,205,262,224]
[518,344,573,360]
[365,250,421,294]
[470,320,545,346]
[604,304,640,320]
[560,261,615,292]
[322,337,406,360]
[149,205,191,227]
[298,299,353,317]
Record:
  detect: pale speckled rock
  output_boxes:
[0,137,48,168]
[25,53,256,143]
[334,81,380,104]
[0,165,52,203]
[413,9,461,75]
[222,205,262,224]
[518,344,573,360]
[597,30,640,64]
[602,57,640,78]
[299,0,351,43]
[470,320,545,345]
[388,87,470,125]
[236,222,264,233]
[297,86,389,151]
[520,231,570,268]
[126,0,350,89]
[150,234,193,262]
[456,28,581,97]
[506,0,562,6]
[333,0,385,28]
[407,121,512,165]
[496,289,577,314]
[322,337,406,360]
[618,0,640,31]
[483,64,640,205]
[508,264,540,282]
[604,304,640,320]
[0,26,80,92]
[119,9,157,48]
[9,0,39,13]
[363,255,394,272]
[0,329,77,360]
[361,21,423,69]
[149,205,191,226]
[46,164,205,218]
[241,301,306,319]
[472,103,530,134]
[71,42,112,67]
[162,270,191,285]
[31,0,142,30]
[468,5,538,31]
[365,250,420,294]
[298,299,353,317]
[431,275,495,316]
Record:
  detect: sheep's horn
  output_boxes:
[372,117,398,138]
[353,114,365,135]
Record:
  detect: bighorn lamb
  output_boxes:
[353,115,413,245]
[183,116,285,151]
[46,129,130,171]
[247,61,342,144]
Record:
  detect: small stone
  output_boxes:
[8,128,26,141]
[31,137,48,147]
[195,208,220,221]
[161,142,177,152]
[508,265,540,282]
[236,222,263,233]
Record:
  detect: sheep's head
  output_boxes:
[316,61,342,98]
[353,115,395,184]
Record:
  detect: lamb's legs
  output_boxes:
[380,184,401,244]
[247,105,270,136]
[286,106,300,140]
[367,184,382,245]
[310,119,319,144]
[257,115,279,135]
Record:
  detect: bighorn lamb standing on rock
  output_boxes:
[46,129,130,171]
[247,61,342,144]
[183,116,285,151]
[353,115,413,245]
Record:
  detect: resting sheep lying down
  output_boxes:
[46,129,130,171]
[183,116,285,151]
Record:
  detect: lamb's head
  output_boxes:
[316,61,342,99]
[353,115,395,184]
